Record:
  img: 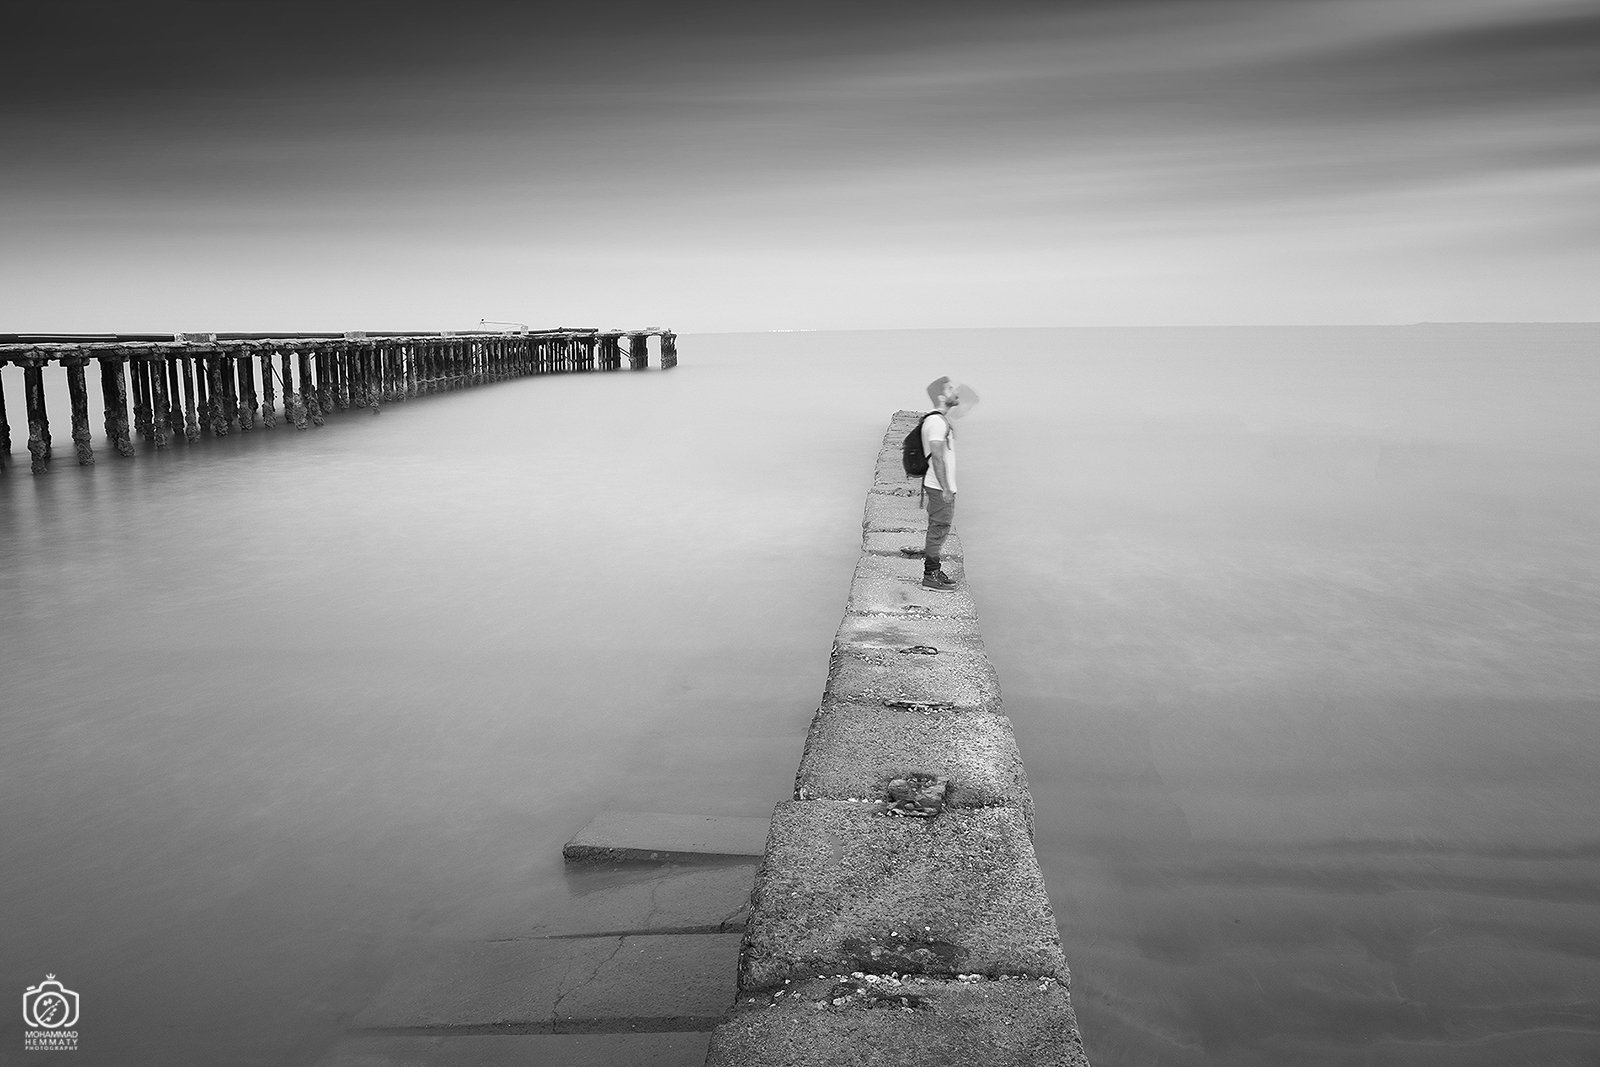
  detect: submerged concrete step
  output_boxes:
[316,1031,713,1067]
[511,862,756,938]
[562,811,770,863]
[351,932,742,1033]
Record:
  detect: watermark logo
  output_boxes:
[22,975,79,1052]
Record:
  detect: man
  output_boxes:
[920,376,962,591]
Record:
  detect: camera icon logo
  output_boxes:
[23,975,79,1029]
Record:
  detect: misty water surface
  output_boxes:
[2,325,1597,1065]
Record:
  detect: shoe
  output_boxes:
[921,570,957,590]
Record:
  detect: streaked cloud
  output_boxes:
[2,0,1595,329]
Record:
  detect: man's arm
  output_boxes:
[927,438,953,501]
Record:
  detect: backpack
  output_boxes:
[901,411,941,478]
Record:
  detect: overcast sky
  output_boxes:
[4,0,1596,332]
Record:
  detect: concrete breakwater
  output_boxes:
[0,327,677,474]
[705,412,1090,1066]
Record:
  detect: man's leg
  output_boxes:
[923,491,957,588]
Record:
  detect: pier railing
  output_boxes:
[0,327,677,474]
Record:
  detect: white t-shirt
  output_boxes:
[921,412,957,493]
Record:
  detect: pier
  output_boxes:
[0,327,677,475]
[705,411,1090,1066]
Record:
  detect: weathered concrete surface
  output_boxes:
[707,976,1089,1067]
[317,1031,713,1067]
[353,932,742,1032]
[832,610,987,659]
[861,490,927,534]
[794,703,1034,827]
[563,811,770,863]
[861,527,965,561]
[845,572,979,621]
[737,801,1066,992]
[513,863,756,938]
[824,644,1000,711]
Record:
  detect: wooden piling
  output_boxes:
[162,359,182,442]
[259,352,277,428]
[316,349,333,418]
[216,354,238,432]
[333,347,350,410]
[236,355,257,431]
[130,357,153,442]
[24,363,50,474]
[628,332,648,371]
[98,357,136,457]
[149,356,173,449]
[0,364,11,467]
[202,355,227,436]
[178,357,200,442]
[661,331,678,369]
[286,351,307,430]
[300,350,323,426]
[194,356,213,437]
[65,359,95,465]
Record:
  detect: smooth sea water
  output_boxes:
[2,325,1597,1065]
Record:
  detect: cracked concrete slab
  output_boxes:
[316,1031,713,1067]
[706,976,1089,1067]
[794,702,1034,829]
[563,811,770,863]
[832,610,987,658]
[737,802,1066,993]
[351,932,742,1032]
[823,643,1001,712]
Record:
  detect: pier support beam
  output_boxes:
[150,358,173,449]
[315,349,333,418]
[0,365,10,468]
[98,357,135,457]
[661,331,678,369]
[205,356,229,437]
[179,357,200,442]
[260,353,277,428]
[235,356,256,431]
[301,350,323,426]
[24,364,50,474]
[628,333,648,371]
[285,352,307,430]
[130,358,153,443]
[65,360,95,465]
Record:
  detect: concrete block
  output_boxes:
[513,863,755,938]
[845,574,978,621]
[352,932,741,1031]
[563,811,770,862]
[316,1032,712,1067]
[795,702,1034,826]
[706,976,1089,1067]
[862,528,963,561]
[851,549,964,585]
[832,610,987,658]
[822,644,1001,712]
[861,490,925,534]
[738,802,1066,992]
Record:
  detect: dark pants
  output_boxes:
[924,490,955,569]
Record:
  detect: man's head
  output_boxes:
[926,376,960,412]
